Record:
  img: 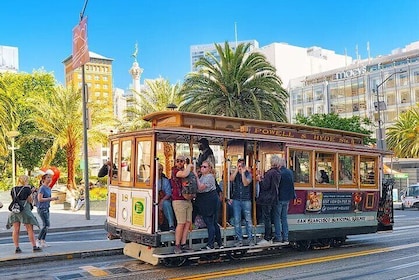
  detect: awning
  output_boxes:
[383,164,401,175]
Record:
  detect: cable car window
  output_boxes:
[338,154,356,185]
[136,140,152,184]
[289,149,311,184]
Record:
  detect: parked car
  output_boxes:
[401,184,419,210]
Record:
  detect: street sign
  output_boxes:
[72,17,89,70]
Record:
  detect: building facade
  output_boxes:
[62,51,114,107]
[0,45,18,73]
[288,42,419,130]
[190,40,259,72]
[258,43,352,89]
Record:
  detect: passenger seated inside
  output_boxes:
[319,170,329,183]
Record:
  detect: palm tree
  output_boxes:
[180,42,289,122]
[123,78,183,170]
[29,86,114,190]
[387,105,419,158]
[122,78,183,130]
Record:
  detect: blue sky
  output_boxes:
[1,0,418,89]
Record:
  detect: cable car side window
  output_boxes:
[289,149,311,185]
[136,140,152,185]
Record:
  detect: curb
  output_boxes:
[0,225,105,238]
[0,248,123,267]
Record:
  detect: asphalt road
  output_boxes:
[1,210,419,280]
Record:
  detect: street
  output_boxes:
[0,210,418,280]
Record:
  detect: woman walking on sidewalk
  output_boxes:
[6,175,42,253]
[36,173,58,248]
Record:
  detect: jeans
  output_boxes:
[276,201,290,241]
[232,199,253,240]
[162,200,175,227]
[261,204,280,241]
[37,207,50,241]
[202,213,222,248]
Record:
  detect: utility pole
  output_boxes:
[79,0,90,220]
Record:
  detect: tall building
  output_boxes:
[62,51,114,174]
[258,43,351,89]
[190,40,259,72]
[62,51,114,107]
[0,45,18,73]
[287,41,419,189]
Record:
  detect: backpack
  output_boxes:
[32,188,39,208]
[181,173,198,200]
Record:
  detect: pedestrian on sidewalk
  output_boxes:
[6,175,42,253]
[36,173,58,248]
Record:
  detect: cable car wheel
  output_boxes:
[227,249,248,260]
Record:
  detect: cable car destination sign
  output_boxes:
[246,126,363,145]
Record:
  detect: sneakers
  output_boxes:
[282,240,289,245]
[257,239,271,246]
[15,247,22,254]
[36,240,41,248]
[40,240,49,248]
[169,226,175,233]
[201,245,215,250]
[33,246,42,252]
[173,245,182,254]
[234,240,243,247]
[272,238,282,243]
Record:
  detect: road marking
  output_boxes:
[80,265,109,277]
[170,242,419,280]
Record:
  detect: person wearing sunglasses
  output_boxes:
[229,158,254,247]
[193,160,223,250]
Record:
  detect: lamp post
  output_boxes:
[6,130,20,187]
[374,70,406,150]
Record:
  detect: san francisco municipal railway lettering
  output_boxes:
[296,216,367,224]
[248,127,362,145]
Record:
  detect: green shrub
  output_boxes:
[89,187,107,201]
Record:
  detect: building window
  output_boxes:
[103,84,108,89]
[95,84,100,89]
[307,107,313,116]
[95,92,100,97]
[414,71,419,83]
[103,76,108,81]
[95,75,100,81]
[87,75,92,80]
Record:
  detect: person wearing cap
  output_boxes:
[170,155,194,254]
[157,163,175,232]
[229,158,254,246]
[197,138,215,169]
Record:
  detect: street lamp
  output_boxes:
[6,130,20,187]
[373,70,407,150]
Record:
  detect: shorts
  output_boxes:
[172,200,192,224]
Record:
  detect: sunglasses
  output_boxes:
[176,159,184,163]
[201,165,209,169]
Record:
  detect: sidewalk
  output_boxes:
[0,193,123,266]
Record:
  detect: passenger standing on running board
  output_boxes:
[276,157,296,244]
[229,158,254,247]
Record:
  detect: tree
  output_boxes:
[122,78,183,131]
[295,113,375,145]
[180,42,288,122]
[386,105,419,157]
[0,71,56,177]
[29,86,115,190]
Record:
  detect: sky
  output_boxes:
[1,0,418,90]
